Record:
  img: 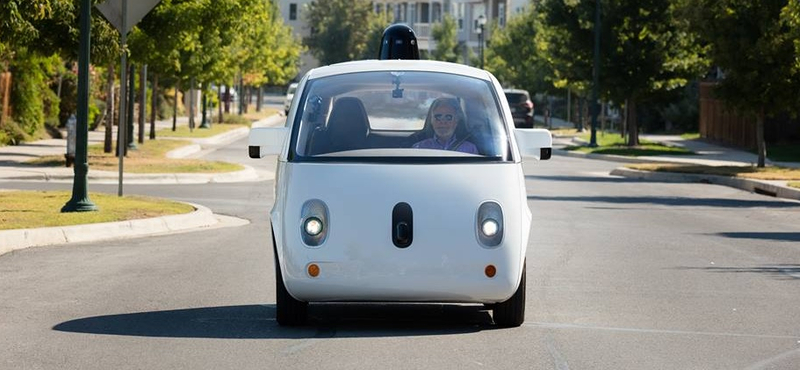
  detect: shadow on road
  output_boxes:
[676,265,800,280]
[715,232,800,242]
[525,175,645,183]
[53,303,496,339]
[527,195,800,208]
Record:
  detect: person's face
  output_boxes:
[432,105,457,140]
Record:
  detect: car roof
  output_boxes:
[305,60,493,81]
[503,88,529,95]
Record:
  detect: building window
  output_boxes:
[457,3,464,30]
[289,3,297,21]
[498,3,506,27]
[410,3,416,24]
[433,3,442,23]
[420,3,429,23]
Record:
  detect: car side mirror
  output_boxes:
[249,127,290,158]
[513,128,552,160]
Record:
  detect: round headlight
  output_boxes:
[481,219,499,237]
[304,217,323,236]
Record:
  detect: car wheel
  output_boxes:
[272,226,308,326]
[493,259,525,327]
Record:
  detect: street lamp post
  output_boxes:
[477,14,486,69]
[589,0,601,147]
[62,0,98,212]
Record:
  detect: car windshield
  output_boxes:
[290,71,510,162]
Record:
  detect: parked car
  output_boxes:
[283,82,298,115]
[249,59,552,327]
[504,89,534,128]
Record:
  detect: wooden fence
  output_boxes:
[700,82,800,149]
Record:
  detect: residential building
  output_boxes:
[277,0,513,79]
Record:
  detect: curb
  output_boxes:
[610,167,800,201]
[0,165,259,184]
[0,202,218,257]
[554,148,657,164]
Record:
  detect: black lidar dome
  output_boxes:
[378,24,420,60]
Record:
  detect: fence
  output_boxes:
[699,82,800,149]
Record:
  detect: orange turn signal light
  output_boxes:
[485,264,497,278]
[308,263,320,277]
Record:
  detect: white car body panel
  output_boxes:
[271,162,531,302]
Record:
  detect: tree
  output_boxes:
[540,0,707,146]
[430,14,460,62]
[690,0,800,167]
[0,0,118,144]
[486,6,555,97]
[303,0,381,65]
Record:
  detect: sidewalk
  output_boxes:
[553,133,800,202]
[0,113,284,184]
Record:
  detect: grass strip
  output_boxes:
[566,132,694,156]
[28,139,243,173]
[0,190,194,230]
[156,123,246,138]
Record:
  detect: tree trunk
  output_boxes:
[172,82,179,131]
[243,85,249,114]
[256,84,263,112]
[138,64,146,144]
[218,85,224,123]
[627,98,639,146]
[224,85,231,114]
[150,74,158,140]
[189,77,195,131]
[756,106,766,168]
[620,99,627,140]
[104,63,114,153]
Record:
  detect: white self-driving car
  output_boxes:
[249,59,552,327]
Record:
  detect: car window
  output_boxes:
[290,71,511,162]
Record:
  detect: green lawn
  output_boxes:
[0,190,194,230]
[566,132,695,156]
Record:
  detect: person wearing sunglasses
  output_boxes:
[412,97,478,154]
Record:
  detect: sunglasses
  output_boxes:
[433,113,454,122]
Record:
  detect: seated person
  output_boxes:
[413,97,479,154]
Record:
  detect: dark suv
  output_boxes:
[504,89,534,128]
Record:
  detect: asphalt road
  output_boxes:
[2,132,799,369]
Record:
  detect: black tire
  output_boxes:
[272,226,308,326]
[493,260,526,327]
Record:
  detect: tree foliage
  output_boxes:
[303,0,385,65]
[486,7,555,96]
[430,14,460,63]
[538,0,707,145]
[689,0,800,166]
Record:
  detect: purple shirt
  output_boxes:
[413,135,479,154]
